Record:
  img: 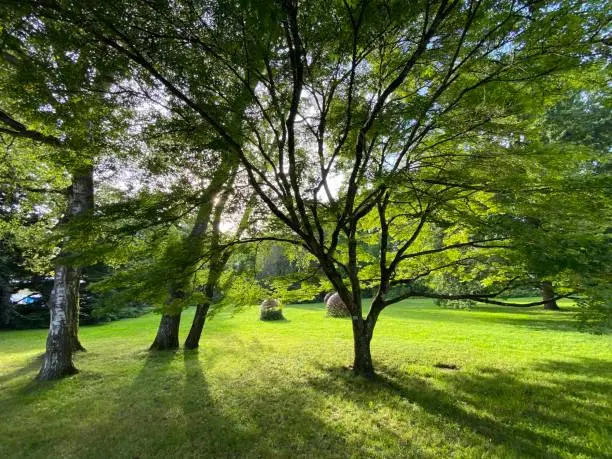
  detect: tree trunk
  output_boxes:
[68,168,93,351]
[184,263,225,350]
[184,302,210,350]
[351,319,374,378]
[69,266,86,352]
[150,313,181,350]
[38,265,79,380]
[70,294,86,352]
[541,281,560,310]
[38,166,94,379]
[0,276,11,328]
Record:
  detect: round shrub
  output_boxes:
[260,298,285,321]
[326,292,351,318]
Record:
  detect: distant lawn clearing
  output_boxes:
[1,299,610,458]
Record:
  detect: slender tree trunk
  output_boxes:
[150,313,181,350]
[38,166,94,380]
[70,295,86,352]
[150,160,237,352]
[184,258,224,350]
[541,281,560,311]
[184,190,254,350]
[68,168,93,351]
[38,265,79,380]
[0,276,11,328]
[184,301,211,350]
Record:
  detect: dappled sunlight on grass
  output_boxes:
[1,300,610,458]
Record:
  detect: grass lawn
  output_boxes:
[1,299,610,458]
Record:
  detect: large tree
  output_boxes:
[0,6,130,379]
[21,0,608,376]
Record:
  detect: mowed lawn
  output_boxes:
[1,299,610,458]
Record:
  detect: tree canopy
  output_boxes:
[0,0,609,378]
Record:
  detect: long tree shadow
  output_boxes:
[479,314,590,333]
[306,357,612,458]
[406,306,593,334]
[0,353,44,386]
[180,350,254,455]
[533,357,612,378]
[179,349,352,457]
[33,344,354,458]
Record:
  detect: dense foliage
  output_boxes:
[0,0,609,379]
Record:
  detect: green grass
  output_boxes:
[1,299,610,458]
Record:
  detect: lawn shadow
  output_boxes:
[49,346,351,457]
[531,356,612,381]
[179,349,351,457]
[481,313,588,333]
[401,305,590,334]
[0,353,44,386]
[306,357,612,458]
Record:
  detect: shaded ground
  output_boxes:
[1,299,610,458]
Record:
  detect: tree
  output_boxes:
[23,0,608,376]
[421,86,611,315]
[0,6,130,379]
[183,188,257,349]
[149,154,238,350]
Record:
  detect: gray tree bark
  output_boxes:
[38,265,79,379]
[38,166,93,380]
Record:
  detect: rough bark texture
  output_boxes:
[39,166,94,380]
[150,313,181,350]
[68,168,93,351]
[184,302,211,349]
[351,319,374,378]
[70,308,86,352]
[541,281,560,311]
[38,265,79,380]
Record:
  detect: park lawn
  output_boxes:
[0,299,610,459]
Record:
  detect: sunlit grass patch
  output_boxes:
[1,299,610,458]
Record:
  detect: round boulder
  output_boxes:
[260,298,284,321]
[325,292,351,318]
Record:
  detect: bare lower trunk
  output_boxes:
[541,281,560,311]
[38,265,79,380]
[150,313,181,350]
[184,303,210,350]
[38,166,93,380]
[351,319,374,378]
[0,276,11,328]
[70,275,86,352]
[184,267,224,350]
[68,167,93,351]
